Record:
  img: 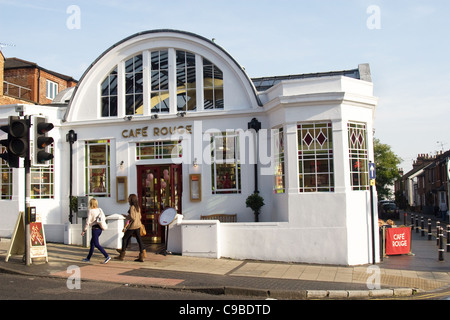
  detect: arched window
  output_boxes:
[176,50,197,112]
[99,49,225,117]
[151,50,170,113]
[203,58,223,109]
[101,67,118,117]
[125,54,143,115]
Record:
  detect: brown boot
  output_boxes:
[134,252,144,262]
[136,249,147,259]
[114,250,126,261]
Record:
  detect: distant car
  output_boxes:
[379,203,400,220]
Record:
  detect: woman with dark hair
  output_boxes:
[115,194,145,262]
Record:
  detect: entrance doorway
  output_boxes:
[137,164,182,243]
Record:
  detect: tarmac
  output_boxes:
[0,212,449,300]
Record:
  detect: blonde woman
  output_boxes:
[81,198,111,264]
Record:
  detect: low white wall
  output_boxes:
[64,214,125,249]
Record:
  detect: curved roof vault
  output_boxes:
[64,29,262,122]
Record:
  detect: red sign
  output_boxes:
[385,227,411,256]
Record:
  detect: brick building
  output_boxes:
[396,151,450,219]
[0,51,77,105]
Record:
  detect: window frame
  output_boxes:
[46,80,58,100]
[348,121,369,191]
[85,140,111,197]
[0,146,13,200]
[297,122,334,193]
[211,131,241,194]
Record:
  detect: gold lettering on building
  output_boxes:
[122,125,192,139]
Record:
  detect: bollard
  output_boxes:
[428,219,432,240]
[411,215,414,230]
[415,215,419,233]
[421,217,425,237]
[439,227,444,261]
[436,221,440,246]
[447,225,450,253]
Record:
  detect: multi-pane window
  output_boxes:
[101,50,226,116]
[136,140,182,160]
[176,51,197,112]
[125,54,143,115]
[85,140,110,197]
[211,132,241,194]
[46,80,58,100]
[150,50,170,113]
[101,67,118,117]
[203,58,224,109]
[297,122,334,192]
[348,122,369,191]
[273,127,285,194]
[0,146,12,200]
[30,144,54,199]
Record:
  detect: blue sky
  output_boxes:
[1,0,449,172]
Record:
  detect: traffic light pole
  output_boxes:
[24,115,31,266]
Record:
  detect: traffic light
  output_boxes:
[31,116,54,166]
[0,116,29,168]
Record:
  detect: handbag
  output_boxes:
[96,208,108,230]
[140,224,146,236]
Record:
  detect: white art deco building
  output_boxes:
[0,30,379,266]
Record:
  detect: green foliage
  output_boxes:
[374,138,402,199]
[246,193,265,214]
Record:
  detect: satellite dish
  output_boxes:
[159,208,177,226]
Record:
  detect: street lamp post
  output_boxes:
[66,130,77,223]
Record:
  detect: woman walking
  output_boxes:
[115,194,145,262]
[81,198,111,264]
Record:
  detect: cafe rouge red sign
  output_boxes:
[385,227,411,256]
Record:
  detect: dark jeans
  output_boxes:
[87,226,108,259]
[122,228,144,253]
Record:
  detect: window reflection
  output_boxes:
[203,58,224,109]
[125,55,143,115]
[151,51,170,113]
[176,51,196,112]
[101,67,118,117]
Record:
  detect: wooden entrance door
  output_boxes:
[137,164,182,243]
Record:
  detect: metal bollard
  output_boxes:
[421,217,425,237]
[415,215,419,233]
[428,219,432,240]
[411,215,414,230]
[437,221,440,246]
[447,225,450,253]
[439,227,444,261]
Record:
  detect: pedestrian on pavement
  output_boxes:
[115,194,145,262]
[81,198,111,264]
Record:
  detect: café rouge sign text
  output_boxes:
[122,125,192,139]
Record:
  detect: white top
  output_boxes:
[83,208,101,232]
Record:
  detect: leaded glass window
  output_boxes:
[211,132,241,194]
[348,122,369,191]
[31,144,54,199]
[273,127,285,194]
[136,140,182,160]
[125,54,143,115]
[101,67,118,117]
[176,51,197,112]
[0,146,12,200]
[85,140,110,197]
[203,58,224,109]
[297,122,334,192]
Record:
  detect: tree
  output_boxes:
[373,138,402,200]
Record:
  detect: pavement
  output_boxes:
[0,212,449,300]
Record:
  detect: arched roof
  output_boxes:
[64,29,261,122]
